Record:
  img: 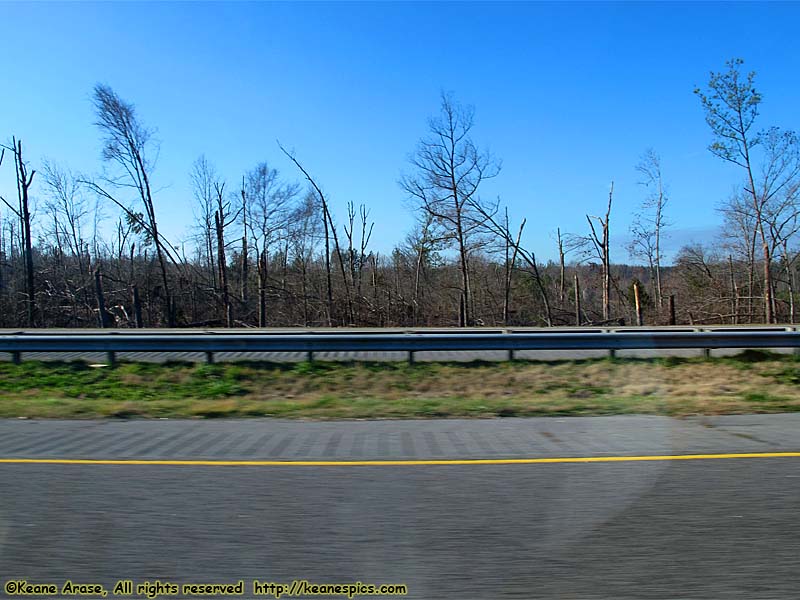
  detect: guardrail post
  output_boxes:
[408,350,415,365]
[695,328,710,358]
[306,350,314,363]
[609,348,616,359]
[106,351,116,367]
[668,295,676,326]
[790,327,800,356]
[205,351,215,364]
[11,351,20,365]
[504,330,514,361]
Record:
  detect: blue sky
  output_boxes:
[1,1,798,264]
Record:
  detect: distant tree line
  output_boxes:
[1,59,798,329]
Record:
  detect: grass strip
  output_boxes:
[0,350,798,419]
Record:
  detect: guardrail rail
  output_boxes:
[1,327,799,364]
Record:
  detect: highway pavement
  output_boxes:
[4,348,795,363]
[2,415,800,598]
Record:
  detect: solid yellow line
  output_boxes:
[1,452,800,467]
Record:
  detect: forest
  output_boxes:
[1,59,798,329]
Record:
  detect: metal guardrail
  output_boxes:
[0,328,798,364]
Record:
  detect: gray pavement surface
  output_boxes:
[2,416,800,598]
[3,347,794,363]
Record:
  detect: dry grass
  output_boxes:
[0,351,798,418]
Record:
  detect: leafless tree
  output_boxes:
[288,192,323,325]
[85,84,177,325]
[0,138,36,326]
[213,181,239,327]
[244,162,299,326]
[190,155,219,290]
[719,188,758,321]
[696,59,800,322]
[629,149,668,311]
[42,161,91,276]
[343,200,374,323]
[279,142,352,325]
[400,92,501,326]
[586,183,614,322]
[468,200,553,326]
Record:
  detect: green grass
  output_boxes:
[2,353,800,419]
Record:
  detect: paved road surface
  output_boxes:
[4,347,795,363]
[2,415,800,598]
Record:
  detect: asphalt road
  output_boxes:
[2,416,800,599]
[3,347,795,363]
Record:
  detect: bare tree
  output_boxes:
[190,155,219,290]
[586,183,614,322]
[42,161,91,276]
[398,213,447,325]
[503,209,522,325]
[555,228,566,305]
[288,192,323,325]
[85,84,177,325]
[0,138,36,326]
[719,188,758,321]
[213,181,239,327]
[696,59,800,322]
[278,142,352,325]
[244,162,299,326]
[629,149,668,311]
[468,200,552,326]
[343,200,374,323]
[401,92,501,326]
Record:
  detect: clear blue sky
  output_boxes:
[1,1,798,264]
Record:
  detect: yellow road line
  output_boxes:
[1,452,800,466]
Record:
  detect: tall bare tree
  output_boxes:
[190,155,219,290]
[244,162,299,326]
[629,149,669,311]
[587,183,614,322]
[213,181,239,327]
[86,84,177,325]
[0,138,36,326]
[343,200,374,323]
[288,192,323,326]
[42,161,91,276]
[279,143,352,325]
[401,92,500,326]
[696,59,800,322]
[468,200,553,326]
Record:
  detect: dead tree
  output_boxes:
[94,268,111,328]
[240,176,249,305]
[468,201,552,326]
[696,59,800,323]
[213,181,239,327]
[556,228,566,305]
[344,200,374,324]
[1,138,36,326]
[503,208,522,325]
[587,182,614,322]
[245,162,298,327]
[190,156,219,291]
[400,92,500,326]
[86,84,178,326]
[630,149,668,311]
[278,142,352,325]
